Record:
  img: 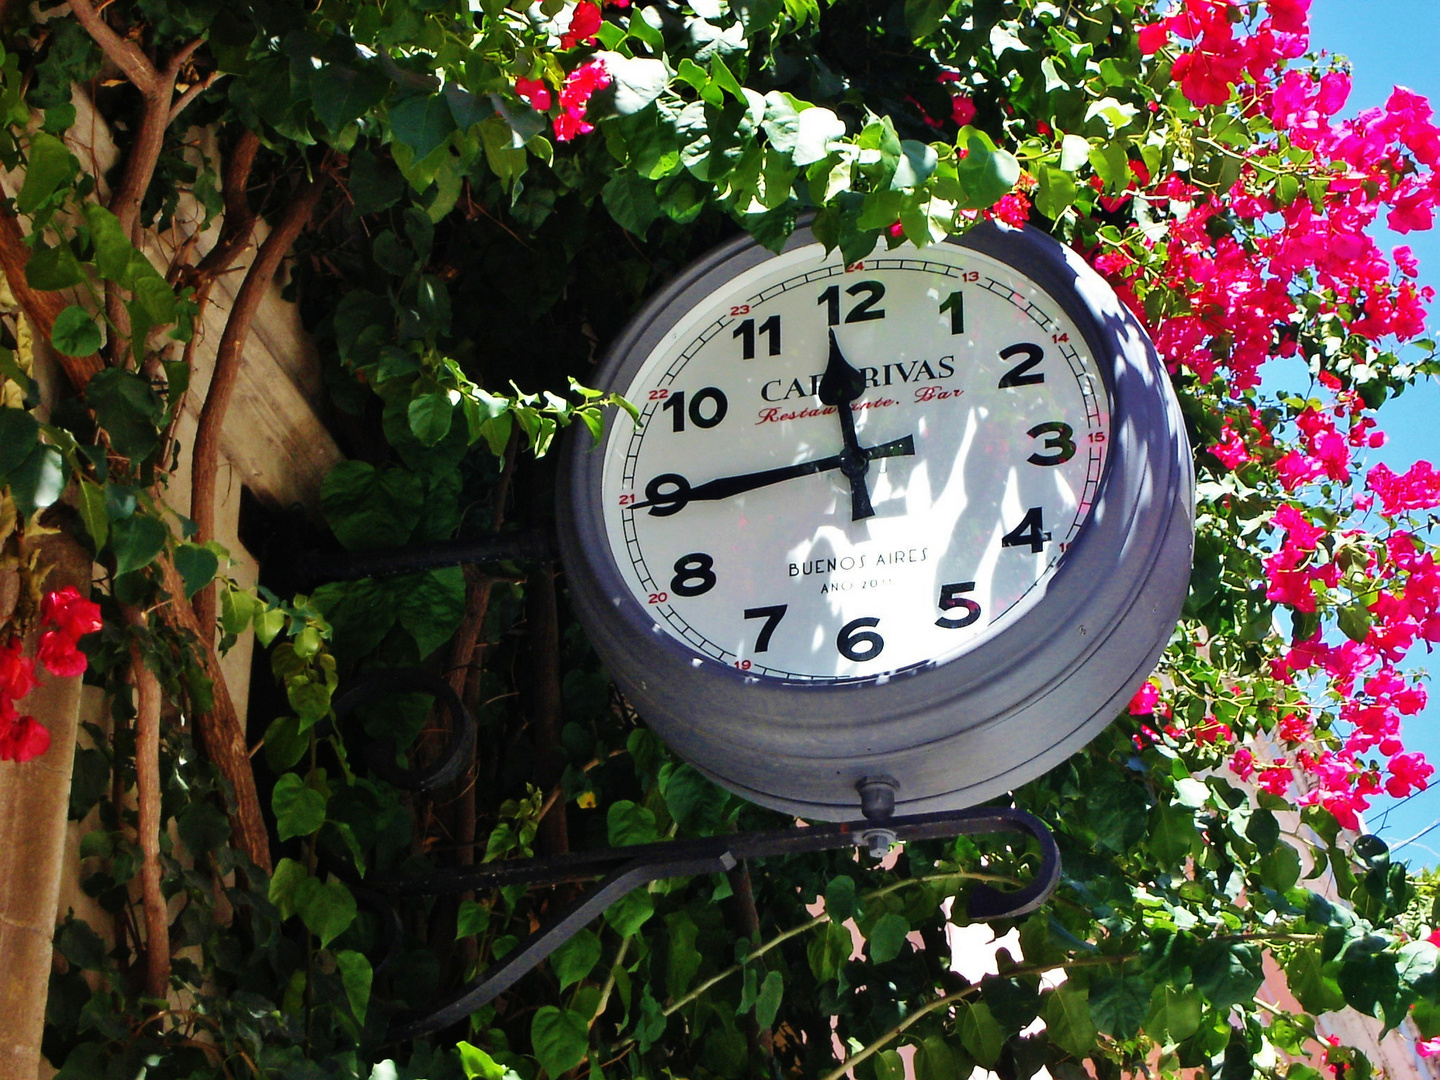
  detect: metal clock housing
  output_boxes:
[558,222,1194,821]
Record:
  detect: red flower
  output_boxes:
[0,638,37,700]
[554,60,611,142]
[0,714,50,763]
[950,93,976,127]
[516,76,553,112]
[1128,681,1161,715]
[41,586,102,640]
[38,631,87,679]
[560,1,603,49]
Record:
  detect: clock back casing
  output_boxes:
[558,223,1194,821]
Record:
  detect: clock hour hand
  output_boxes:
[629,436,916,515]
[817,329,876,521]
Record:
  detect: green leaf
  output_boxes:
[18,132,77,213]
[254,607,286,647]
[478,117,528,194]
[25,241,86,290]
[866,912,910,964]
[1246,808,1280,853]
[872,1050,906,1080]
[603,172,662,236]
[271,773,328,841]
[109,513,168,576]
[552,927,602,990]
[604,887,654,937]
[57,917,108,970]
[220,587,258,636]
[312,64,388,135]
[957,1001,1004,1067]
[269,856,309,920]
[607,800,658,846]
[606,55,669,115]
[792,106,847,167]
[395,567,466,659]
[457,899,491,938]
[954,131,1021,209]
[85,368,163,460]
[661,762,726,831]
[1287,946,1345,1013]
[408,389,456,447]
[531,1006,590,1078]
[321,461,426,550]
[458,1042,508,1080]
[1257,842,1302,892]
[0,408,40,478]
[75,477,107,549]
[913,1035,963,1080]
[82,204,136,284]
[824,875,858,922]
[1149,801,1199,863]
[295,876,357,947]
[666,910,702,998]
[51,304,101,356]
[1337,602,1373,643]
[263,716,309,771]
[755,970,783,1028]
[390,92,457,160]
[336,950,373,1023]
[1147,985,1202,1042]
[904,0,952,39]
[1089,971,1152,1039]
[1035,165,1077,220]
[173,542,220,598]
[1043,982,1096,1058]
[807,920,851,983]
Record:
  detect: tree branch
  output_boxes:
[190,169,327,644]
[156,554,271,874]
[0,204,103,388]
[125,609,170,1001]
[168,70,225,125]
[67,0,158,93]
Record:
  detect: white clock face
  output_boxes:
[600,240,1111,682]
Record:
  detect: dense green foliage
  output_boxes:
[4,0,1440,1078]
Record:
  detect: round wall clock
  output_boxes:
[558,222,1193,821]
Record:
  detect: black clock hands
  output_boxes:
[630,436,915,516]
[632,330,910,519]
[817,329,877,520]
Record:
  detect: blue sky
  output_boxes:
[1289,2,1440,858]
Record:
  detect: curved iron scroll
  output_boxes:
[331,667,476,794]
[376,805,1060,1044]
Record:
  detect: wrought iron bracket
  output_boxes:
[373,804,1060,1044]
[327,669,1063,1045]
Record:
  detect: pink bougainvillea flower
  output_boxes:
[515,76,552,112]
[553,60,611,142]
[1128,681,1161,715]
[950,93,976,127]
[0,637,37,701]
[41,586,102,641]
[0,713,50,763]
[1137,21,1170,55]
[560,1,603,49]
[38,630,87,679]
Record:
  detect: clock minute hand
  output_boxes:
[629,437,916,512]
[817,329,876,521]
